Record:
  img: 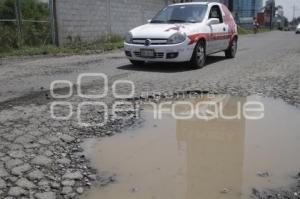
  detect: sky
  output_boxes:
[264,0,300,20]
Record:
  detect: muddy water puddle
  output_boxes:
[82,95,300,199]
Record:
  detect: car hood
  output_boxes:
[130,23,197,39]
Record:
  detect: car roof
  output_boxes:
[170,2,220,6]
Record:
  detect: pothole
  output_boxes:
[81,95,300,199]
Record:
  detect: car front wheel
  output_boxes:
[225,37,237,58]
[190,40,206,69]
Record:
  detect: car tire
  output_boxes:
[225,37,237,58]
[190,40,206,69]
[130,60,145,66]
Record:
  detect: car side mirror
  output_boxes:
[147,19,152,23]
[207,18,220,25]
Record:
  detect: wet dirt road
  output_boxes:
[0,31,299,199]
[0,31,299,106]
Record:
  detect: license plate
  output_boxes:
[140,49,155,58]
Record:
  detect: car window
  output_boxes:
[209,5,223,23]
[151,4,208,24]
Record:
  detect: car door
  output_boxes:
[206,5,228,54]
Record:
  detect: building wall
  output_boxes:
[232,0,263,19]
[55,0,170,45]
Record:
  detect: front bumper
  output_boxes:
[124,40,195,62]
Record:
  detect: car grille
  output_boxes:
[134,52,164,59]
[132,38,168,45]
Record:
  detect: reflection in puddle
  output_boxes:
[82,96,300,199]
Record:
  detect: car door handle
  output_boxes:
[223,27,226,31]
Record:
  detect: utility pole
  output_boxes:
[49,0,58,46]
[49,0,54,45]
[293,3,296,25]
[292,2,300,26]
[106,0,111,39]
[270,3,273,30]
[15,0,23,45]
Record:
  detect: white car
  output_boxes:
[124,2,238,69]
[296,24,300,34]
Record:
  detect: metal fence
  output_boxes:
[0,0,56,51]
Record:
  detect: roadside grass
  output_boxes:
[238,26,272,35]
[238,26,252,35]
[1,28,273,58]
[0,36,124,58]
[259,28,272,33]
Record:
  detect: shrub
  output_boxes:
[0,0,50,51]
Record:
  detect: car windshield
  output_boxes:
[151,4,208,24]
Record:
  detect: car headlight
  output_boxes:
[125,32,133,44]
[167,32,186,44]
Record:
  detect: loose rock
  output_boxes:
[0,177,6,188]
[59,134,75,143]
[0,167,8,177]
[8,150,26,159]
[5,159,23,168]
[56,158,71,165]
[8,186,27,197]
[62,171,83,180]
[44,150,53,157]
[16,178,36,189]
[35,192,56,199]
[27,169,44,180]
[38,139,51,145]
[62,180,75,186]
[50,182,60,189]
[76,187,84,194]
[62,186,73,195]
[31,155,52,166]
[220,188,230,194]
[257,171,270,178]
[11,164,31,176]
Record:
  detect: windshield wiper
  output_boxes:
[186,20,198,23]
[150,20,165,24]
[167,19,187,23]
